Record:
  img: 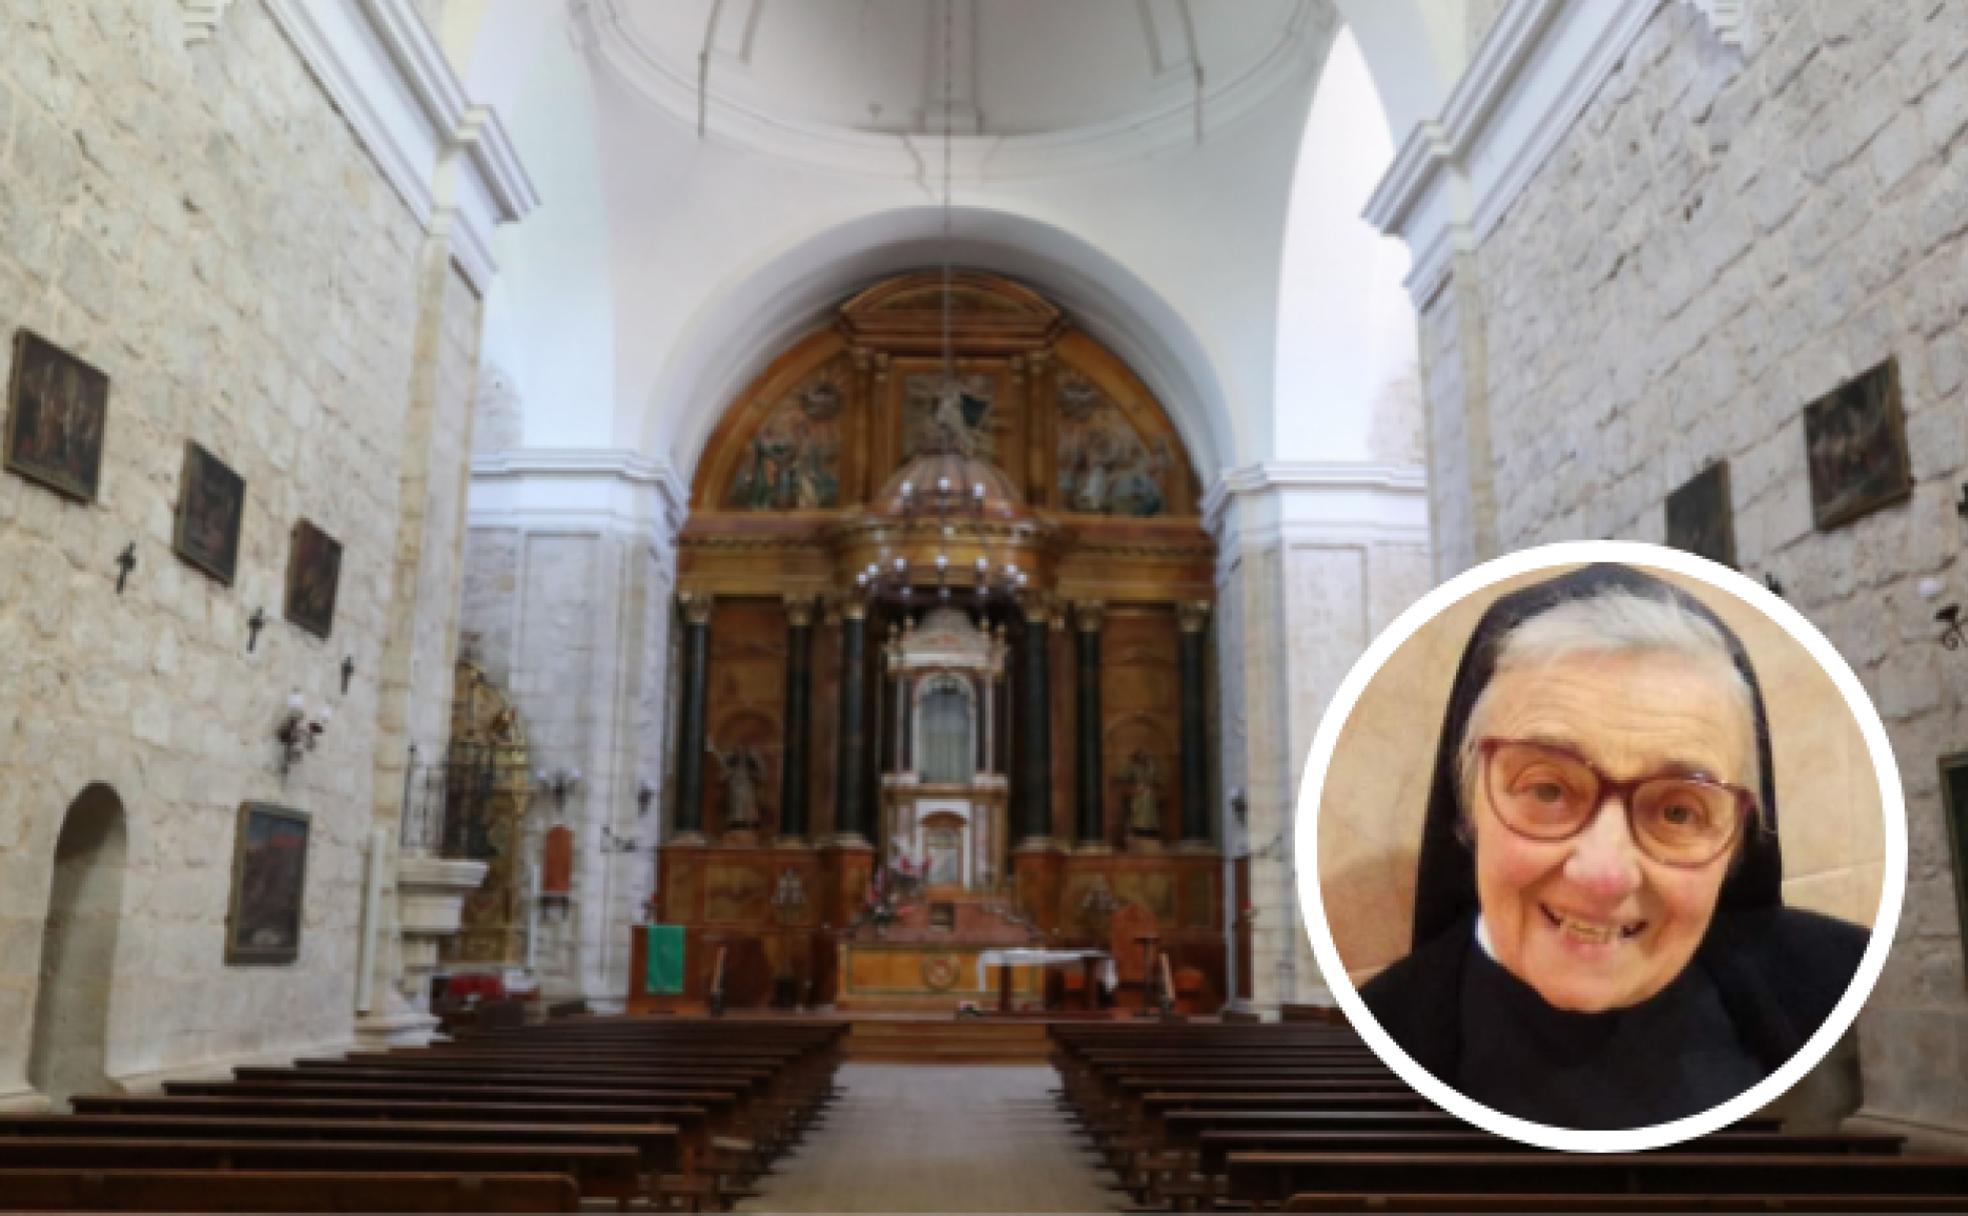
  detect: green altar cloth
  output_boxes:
[645,924,685,995]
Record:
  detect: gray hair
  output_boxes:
[1454,589,1757,830]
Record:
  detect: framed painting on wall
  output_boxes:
[172,441,245,584]
[284,518,343,639]
[225,803,310,966]
[1664,460,1737,569]
[1803,358,1912,531]
[4,329,110,503]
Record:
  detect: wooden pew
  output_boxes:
[0,1139,641,1209]
[1281,1196,1968,1213]
[0,1113,683,1176]
[0,1169,579,1212]
[1165,1131,1905,1212]
[1226,1152,1968,1211]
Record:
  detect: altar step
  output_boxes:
[843,1019,1054,1064]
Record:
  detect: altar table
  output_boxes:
[976,948,1117,1012]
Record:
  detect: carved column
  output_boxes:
[1178,601,1212,845]
[848,347,875,503]
[1016,598,1054,845]
[1073,602,1107,849]
[674,593,714,842]
[779,598,815,843]
[833,602,871,844]
[1025,349,1054,508]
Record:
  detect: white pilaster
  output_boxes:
[1205,462,1430,1013]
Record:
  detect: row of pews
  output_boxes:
[0,1015,845,1212]
[1051,1020,1968,1212]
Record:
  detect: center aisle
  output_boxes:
[737,1063,1123,1213]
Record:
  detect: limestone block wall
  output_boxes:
[459,520,676,1007]
[1215,511,1432,1009]
[1417,0,1968,1138]
[0,0,431,1097]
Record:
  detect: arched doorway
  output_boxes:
[28,784,128,1109]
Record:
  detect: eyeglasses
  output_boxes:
[1475,737,1759,868]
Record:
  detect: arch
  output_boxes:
[1329,0,1463,143]
[650,207,1235,491]
[1273,24,1420,465]
[27,783,129,1109]
[915,675,975,786]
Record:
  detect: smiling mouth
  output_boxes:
[1541,904,1646,944]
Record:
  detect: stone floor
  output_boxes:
[736,1063,1123,1213]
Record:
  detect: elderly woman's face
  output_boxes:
[1470,649,1752,1013]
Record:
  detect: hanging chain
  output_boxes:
[940,0,956,384]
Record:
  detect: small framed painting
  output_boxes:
[1665,461,1737,569]
[172,442,245,585]
[284,519,342,639]
[225,803,311,966]
[1804,358,1912,531]
[4,329,110,503]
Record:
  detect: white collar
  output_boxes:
[1474,914,1498,960]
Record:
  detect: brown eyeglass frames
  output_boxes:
[1475,737,1760,868]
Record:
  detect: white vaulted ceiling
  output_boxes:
[587,0,1314,172]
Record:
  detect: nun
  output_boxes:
[1360,565,1868,1129]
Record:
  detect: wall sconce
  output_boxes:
[114,543,136,595]
[1938,605,1965,651]
[535,767,582,813]
[341,656,356,695]
[601,825,647,855]
[276,691,332,776]
[636,781,657,817]
[248,607,267,653]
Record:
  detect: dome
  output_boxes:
[589,0,1321,173]
[873,450,1026,522]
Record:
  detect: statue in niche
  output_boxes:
[710,741,769,832]
[1122,749,1162,840]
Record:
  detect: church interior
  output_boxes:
[2,0,1967,1210]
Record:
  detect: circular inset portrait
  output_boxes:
[1297,542,1906,1151]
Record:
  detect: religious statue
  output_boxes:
[1123,749,1161,839]
[710,742,767,832]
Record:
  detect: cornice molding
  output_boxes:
[1202,461,1430,557]
[1363,0,1666,306]
[470,448,689,543]
[1687,0,1747,48]
[179,0,235,44]
[1201,460,1427,521]
[264,0,539,295]
[577,0,1334,180]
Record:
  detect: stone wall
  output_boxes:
[458,518,677,1007]
[1213,489,1432,1009]
[1419,0,1968,1139]
[0,0,433,1099]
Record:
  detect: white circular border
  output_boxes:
[1294,540,1908,1153]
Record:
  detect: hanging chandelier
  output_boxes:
[853,0,1034,610]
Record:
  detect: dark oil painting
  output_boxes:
[225,803,310,966]
[1664,461,1737,569]
[284,519,343,639]
[1804,358,1911,531]
[173,442,245,584]
[4,329,109,503]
